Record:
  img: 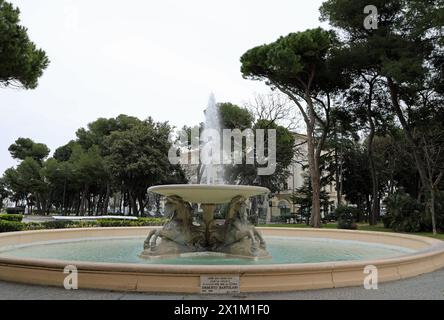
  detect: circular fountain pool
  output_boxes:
[0,227,443,293]
[0,236,414,265]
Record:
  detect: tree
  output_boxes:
[219,102,254,130]
[341,73,393,224]
[245,91,300,131]
[105,118,187,215]
[218,102,295,222]
[0,0,49,89]
[323,106,359,208]
[341,143,372,216]
[240,27,350,227]
[320,0,444,233]
[8,138,50,163]
[217,103,295,193]
[68,145,108,215]
[291,174,332,225]
[3,157,49,213]
[0,178,10,210]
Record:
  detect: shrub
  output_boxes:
[97,219,129,227]
[0,216,167,233]
[381,215,393,229]
[0,214,23,222]
[96,218,166,227]
[384,192,424,232]
[23,222,45,231]
[5,207,25,215]
[73,221,98,228]
[40,220,72,229]
[136,217,167,226]
[335,206,358,230]
[0,220,26,233]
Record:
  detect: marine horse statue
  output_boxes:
[210,195,267,257]
[143,195,205,255]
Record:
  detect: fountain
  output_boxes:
[0,94,443,293]
[140,94,270,259]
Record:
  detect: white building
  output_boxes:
[267,133,340,221]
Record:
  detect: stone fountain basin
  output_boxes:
[0,227,444,293]
[148,184,269,203]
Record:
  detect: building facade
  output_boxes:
[267,133,340,221]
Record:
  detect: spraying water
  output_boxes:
[200,93,225,184]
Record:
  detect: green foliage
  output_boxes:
[241,27,349,94]
[0,214,23,222]
[40,220,72,229]
[0,217,167,233]
[0,220,25,232]
[0,0,49,89]
[8,138,50,162]
[53,141,77,162]
[291,175,332,215]
[221,105,296,194]
[105,117,187,214]
[97,218,166,227]
[2,114,188,216]
[0,178,8,210]
[335,206,358,230]
[137,217,168,226]
[5,207,25,214]
[384,192,425,232]
[96,219,137,227]
[219,102,253,130]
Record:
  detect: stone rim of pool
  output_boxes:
[0,227,443,293]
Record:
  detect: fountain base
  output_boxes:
[140,237,270,260]
[140,188,270,259]
[140,249,271,260]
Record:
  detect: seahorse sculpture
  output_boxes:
[142,195,205,256]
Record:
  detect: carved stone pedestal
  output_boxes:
[140,195,270,259]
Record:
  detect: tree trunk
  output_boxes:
[364,77,379,225]
[387,77,434,229]
[80,186,88,216]
[138,195,145,217]
[129,192,138,215]
[102,184,111,215]
[307,132,321,228]
[335,147,342,207]
[387,78,429,193]
[368,122,379,225]
[430,187,437,235]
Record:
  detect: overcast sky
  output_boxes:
[1,0,326,173]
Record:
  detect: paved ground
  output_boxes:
[22,215,55,223]
[0,267,443,300]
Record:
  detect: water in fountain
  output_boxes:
[139,95,270,259]
[200,93,225,184]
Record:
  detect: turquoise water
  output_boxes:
[0,236,415,265]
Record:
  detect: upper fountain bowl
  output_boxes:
[148,184,270,204]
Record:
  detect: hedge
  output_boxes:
[0,220,26,232]
[0,214,23,222]
[0,217,167,233]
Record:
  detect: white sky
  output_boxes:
[1,0,326,173]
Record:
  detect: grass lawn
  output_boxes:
[259,222,444,241]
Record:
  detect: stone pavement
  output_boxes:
[0,267,443,300]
